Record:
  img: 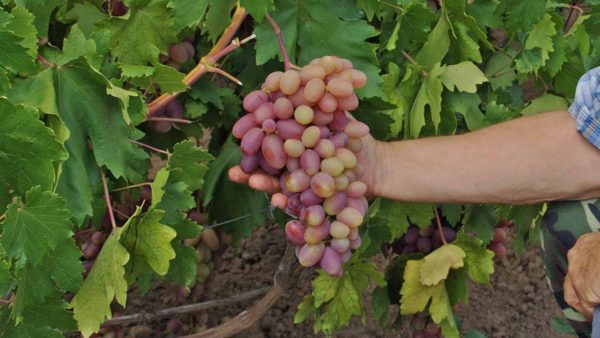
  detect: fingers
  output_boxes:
[564,275,593,321]
[228,165,250,184]
[248,173,280,194]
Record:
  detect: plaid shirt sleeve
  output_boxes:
[569,66,600,148]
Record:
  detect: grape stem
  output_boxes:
[129,139,170,155]
[206,65,243,86]
[36,55,54,68]
[147,6,249,115]
[100,169,117,231]
[111,182,152,192]
[111,207,130,220]
[265,14,296,71]
[433,207,447,245]
[401,50,428,77]
[144,116,193,124]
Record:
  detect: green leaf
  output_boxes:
[0,99,66,212]
[107,0,177,65]
[4,7,38,58]
[0,307,65,338]
[371,286,390,325]
[146,63,187,93]
[499,0,547,31]
[254,0,382,98]
[120,64,155,78]
[204,0,237,42]
[440,61,488,93]
[165,242,198,287]
[59,24,98,67]
[240,0,274,22]
[70,229,130,338]
[463,204,497,244]
[445,92,485,131]
[485,51,517,90]
[167,0,209,31]
[0,30,35,74]
[7,69,58,115]
[121,207,177,276]
[507,204,544,254]
[408,63,444,137]
[2,187,73,267]
[521,94,568,116]
[151,168,195,224]
[524,14,556,66]
[13,0,63,37]
[65,2,108,37]
[168,140,214,191]
[415,15,450,69]
[453,234,495,284]
[294,295,316,324]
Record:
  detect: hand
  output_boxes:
[564,232,600,320]
[227,133,382,197]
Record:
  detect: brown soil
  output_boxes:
[114,224,574,338]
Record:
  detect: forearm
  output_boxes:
[373,111,600,204]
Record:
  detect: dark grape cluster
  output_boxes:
[147,99,185,133]
[487,219,513,259]
[411,314,442,338]
[232,56,369,276]
[102,0,128,16]
[160,40,196,71]
[393,222,457,256]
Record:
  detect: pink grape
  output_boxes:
[330,132,349,148]
[285,220,306,245]
[343,169,357,182]
[329,110,351,131]
[330,221,350,239]
[240,155,259,173]
[298,242,326,267]
[319,56,338,74]
[181,41,195,60]
[304,78,326,102]
[169,44,189,63]
[232,113,257,139]
[318,93,337,113]
[271,192,288,209]
[330,238,350,253]
[318,125,330,139]
[285,169,311,192]
[284,139,305,158]
[314,139,336,158]
[301,126,321,148]
[348,228,359,241]
[348,69,367,88]
[280,70,301,95]
[320,247,342,276]
[304,220,330,243]
[340,250,352,262]
[336,207,363,228]
[254,102,275,124]
[320,157,345,176]
[349,236,362,249]
[294,105,314,125]
[346,196,368,215]
[286,157,301,171]
[262,71,283,92]
[346,138,363,152]
[276,119,305,140]
[288,87,308,107]
[300,65,326,84]
[337,93,359,111]
[327,78,354,97]
[258,154,281,175]
[300,150,321,176]
[274,97,294,119]
[302,205,326,226]
[286,193,301,214]
[243,90,268,112]
[335,148,357,168]
[262,119,277,133]
[335,175,349,191]
[269,90,285,101]
[311,172,336,198]
[346,181,367,198]
[261,134,286,169]
[323,192,347,215]
[241,128,264,155]
[300,189,324,206]
[313,108,334,125]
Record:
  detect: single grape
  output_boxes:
[346,138,363,152]
[301,126,321,148]
[323,192,348,216]
[298,242,326,267]
[232,113,258,139]
[330,221,350,239]
[418,225,434,237]
[337,93,359,111]
[241,128,264,155]
[280,70,302,95]
[273,97,294,119]
[276,119,306,140]
[165,99,184,118]
[319,56,338,74]
[304,78,326,103]
[314,139,336,158]
[201,228,220,251]
[320,247,342,276]
[258,154,281,175]
[318,125,330,139]
[285,220,306,245]
[320,157,345,176]
[254,102,275,124]
[304,220,330,243]
[348,228,359,241]
[243,90,268,113]
[285,169,311,193]
[263,71,283,92]
[169,44,189,63]
[318,93,338,113]
[300,149,321,176]
[313,108,335,125]
[286,193,302,214]
[302,205,326,226]
[329,110,351,131]
[433,226,457,243]
[330,238,350,253]
[284,139,306,158]
[336,207,363,228]
[271,192,288,209]
[346,181,367,198]
[330,132,349,148]
[300,189,324,206]
[349,236,361,249]
[345,121,370,138]
[294,105,315,125]
[346,196,368,215]
[300,65,326,84]
[240,154,259,173]
[181,41,195,60]
[311,172,336,198]
[488,242,506,259]
[261,134,286,169]
[417,237,432,254]
[340,58,353,69]
[493,227,507,243]
[334,148,358,168]
[424,322,440,335]
[404,226,420,244]
[262,119,277,133]
[334,175,349,191]
[327,78,354,98]
[90,231,104,245]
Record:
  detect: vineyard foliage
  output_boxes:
[0,0,598,337]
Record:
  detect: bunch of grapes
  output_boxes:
[184,211,220,284]
[160,41,196,71]
[410,314,442,338]
[487,219,513,259]
[393,222,457,256]
[232,56,369,276]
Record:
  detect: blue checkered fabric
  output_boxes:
[569,67,600,149]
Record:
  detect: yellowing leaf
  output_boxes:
[400,260,433,314]
[440,61,488,93]
[70,230,130,338]
[419,244,465,286]
[453,235,494,284]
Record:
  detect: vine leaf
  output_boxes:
[409,62,445,137]
[440,61,488,93]
[121,207,177,277]
[415,15,450,69]
[418,244,465,286]
[453,234,494,284]
[203,0,237,42]
[239,0,274,22]
[167,0,209,32]
[0,99,67,213]
[70,229,130,338]
[105,0,177,65]
[2,187,74,267]
[169,140,214,191]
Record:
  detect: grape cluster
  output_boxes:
[393,222,457,256]
[160,41,196,71]
[411,314,442,338]
[232,56,369,276]
[487,219,513,259]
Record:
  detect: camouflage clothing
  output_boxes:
[540,199,600,338]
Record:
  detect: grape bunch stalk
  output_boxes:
[232,56,369,276]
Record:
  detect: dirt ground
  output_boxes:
[116,224,574,338]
